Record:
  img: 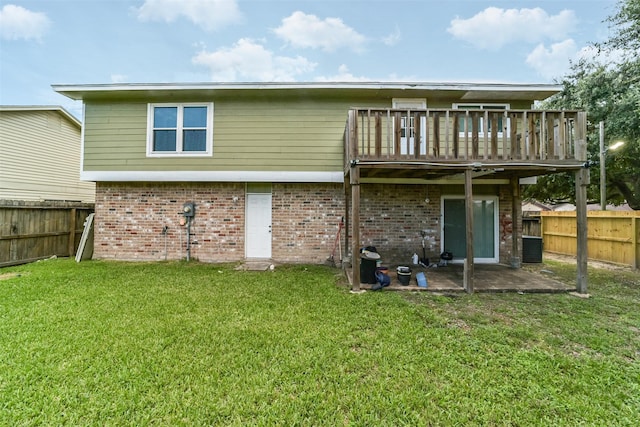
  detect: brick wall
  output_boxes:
[272,183,344,263]
[359,184,442,265]
[94,181,516,265]
[95,182,245,262]
[95,182,345,263]
[359,183,515,265]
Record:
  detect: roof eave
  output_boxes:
[52,81,562,102]
[0,105,81,127]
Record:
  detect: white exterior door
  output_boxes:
[392,98,427,156]
[246,192,272,258]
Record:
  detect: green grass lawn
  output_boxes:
[1,259,638,426]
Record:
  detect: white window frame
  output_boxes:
[441,195,499,264]
[146,102,214,157]
[392,98,427,155]
[452,103,510,137]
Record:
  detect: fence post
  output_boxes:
[68,208,77,256]
[633,216,638,270]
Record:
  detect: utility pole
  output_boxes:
[600,121,606,210]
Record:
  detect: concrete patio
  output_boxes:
[346,263,575,293]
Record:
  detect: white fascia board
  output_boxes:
[80,170,344,183]
[52,82,562,100]
[52,82,562,91]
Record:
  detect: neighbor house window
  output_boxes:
[452,103,510,136]
[147,103,213,156]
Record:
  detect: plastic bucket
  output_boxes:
[416,272,427,288]
[397,266,411,286]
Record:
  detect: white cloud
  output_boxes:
[136,0,241,31]
[314,65,372,82]
[525,39,578,80]
[192,38,316,81]
[0,4,50,41]
[576,45,627,67]
[111,74,128,83]
[314,65,422,83]
[448,7,577,50]
[526,40,629,81]
[382,27,401,46]
[273,11,366,52]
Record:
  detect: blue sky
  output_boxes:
[0,0,618,118]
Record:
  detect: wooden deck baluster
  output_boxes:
[510,112,518,160]
[558,111,566,160]
[472,111,479,159]
[433,112,440,158]
[375,112,382,158]
[425,109,431,159]
[444,111,449,159]
[366,109,371,157]
[386,109,391,157]
[483,110,489,160]
[414,111,421,158]
[394,111,402,158]
[453,112,460,159]
[540,112,547,160]
[522,111,532,159]
[547,113,556,159]
[502,111,508,160]
[490,112,498,159]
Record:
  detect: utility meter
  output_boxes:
[183,202,195,217]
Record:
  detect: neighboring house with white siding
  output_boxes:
[0,106,95,203]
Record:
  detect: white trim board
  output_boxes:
[80,170,343,183]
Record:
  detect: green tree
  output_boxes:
[524,0,640,209]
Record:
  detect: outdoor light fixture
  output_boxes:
[599,121,626,210]
[607,141,625,152]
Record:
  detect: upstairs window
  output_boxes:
[147,103,213,156]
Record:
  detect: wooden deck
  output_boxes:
[345,108,587,169]
[346,263,574,293]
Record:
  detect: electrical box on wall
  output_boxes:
[183,202,195,217]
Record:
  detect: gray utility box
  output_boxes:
[522,236,543,263]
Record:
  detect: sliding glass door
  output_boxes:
[442,196,498,263]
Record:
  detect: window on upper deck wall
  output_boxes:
[392,98,427,155]
[452,103,510,136]
[146,103,214,157]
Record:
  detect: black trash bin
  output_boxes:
[522,236,543,263]
[360,248,380,284]
[360,258,378,284]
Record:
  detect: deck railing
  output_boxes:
[345,108,587,166]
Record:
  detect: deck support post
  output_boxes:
[343,181,350,269]
[351,166,361,291]
[575,168,589,293]
[510,177,521,268]
[464,169,474,293]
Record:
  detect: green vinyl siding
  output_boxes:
[81,93,536,173]
[83,99,358,172]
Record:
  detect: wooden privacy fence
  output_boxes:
[523,212,542,237]
[0,201,94,267]
[540,211,640,269]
